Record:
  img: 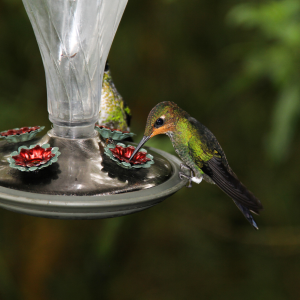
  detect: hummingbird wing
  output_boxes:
[187,117,263,229]
[203,156,262,213]
[202,156,262,229]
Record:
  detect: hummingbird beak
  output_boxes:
[129,135,151,161]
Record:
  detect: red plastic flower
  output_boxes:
[12,145,55,168]
[1,126,40,137]
[109,145,151,165]
[96,125,129,133]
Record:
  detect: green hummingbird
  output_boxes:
[98,61,131,132]
[129,101,263,229]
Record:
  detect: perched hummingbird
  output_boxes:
[129,101,263,229]
[98,61,131,132]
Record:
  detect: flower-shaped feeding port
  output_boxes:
[0,126,45,143]
[7,144,61,172]
[104,143,154,169]
[95,125,135,141]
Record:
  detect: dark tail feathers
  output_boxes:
[202,156,263,229]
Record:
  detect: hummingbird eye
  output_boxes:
[154,118,164,128]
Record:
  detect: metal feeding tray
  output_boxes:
[0,0,187,219]
[0,131,187,219]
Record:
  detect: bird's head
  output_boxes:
[129,101,181,160]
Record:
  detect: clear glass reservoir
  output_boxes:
[22,0,128,138]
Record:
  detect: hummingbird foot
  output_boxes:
[180,163,194,174]
[179,163,202,187]
[179,172,193,188]
[179,163,194,187]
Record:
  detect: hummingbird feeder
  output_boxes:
[104,143,154,169]
[7,144,61,172]
[0,126,45,143]
[95,125,135,141]
[0,0,187,219]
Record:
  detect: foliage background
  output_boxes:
[0,0,300,299]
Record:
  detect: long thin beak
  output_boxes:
[129,135,151,161]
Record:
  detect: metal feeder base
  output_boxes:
[0,130,187,219]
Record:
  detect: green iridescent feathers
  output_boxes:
[99,63,131,132]
[140,101,263,229]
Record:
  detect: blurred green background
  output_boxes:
[1,0,300,299]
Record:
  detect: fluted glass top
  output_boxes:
[22,0,128,138]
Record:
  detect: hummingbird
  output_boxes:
[98,61,132,132]
[129,101,263,229]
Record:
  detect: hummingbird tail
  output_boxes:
[232,200,259,230]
